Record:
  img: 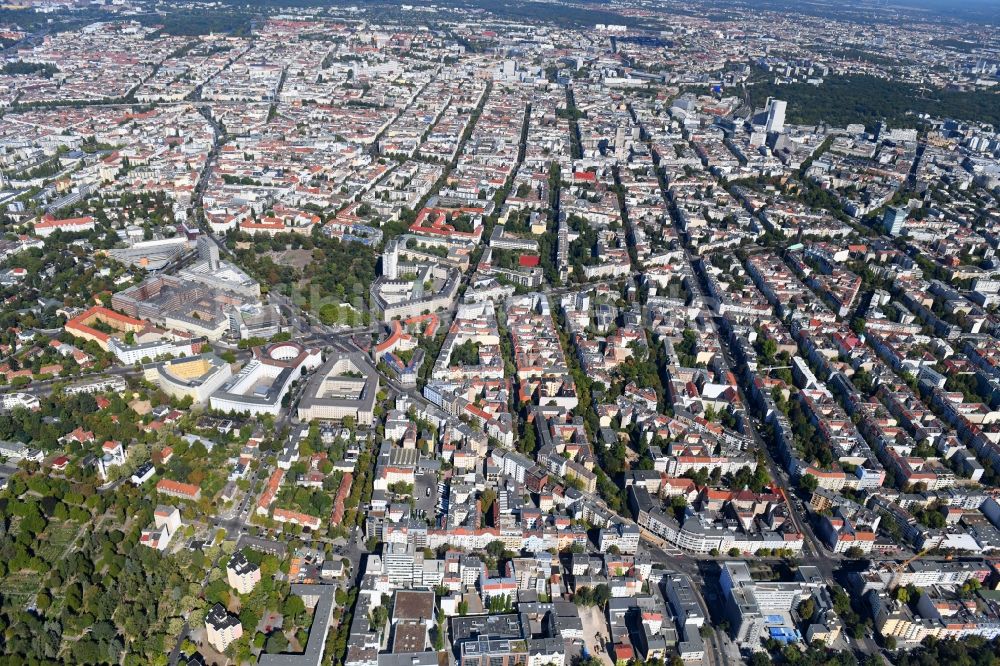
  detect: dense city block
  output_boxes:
[0,1,999,665]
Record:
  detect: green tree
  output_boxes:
[265,631,288,654]
[480,488,496,518]
[370,605,388,631]
[797,597,815,622]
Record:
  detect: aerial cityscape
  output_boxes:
[0,0,998,664]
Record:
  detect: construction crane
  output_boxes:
[888,547,938,588]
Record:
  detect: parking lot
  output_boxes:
[414,472,438,514]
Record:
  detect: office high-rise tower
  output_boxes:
[766,99,787,134]
[382,238,400,280]
[883,206,907,236]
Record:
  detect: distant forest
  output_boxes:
[132,11,255,36]
[206,0,645,29]
[0,61,58,77]
[749,74,1000,130]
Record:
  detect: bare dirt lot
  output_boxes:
[267,249,313,270]
[578,604,613,666]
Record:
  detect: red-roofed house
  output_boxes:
[273,508,321,531]
[34,214,95,238]
[613,643,634,665]
[156,479,201,501]
[64,306,144,351]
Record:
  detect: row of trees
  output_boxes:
[574,583,611,607]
